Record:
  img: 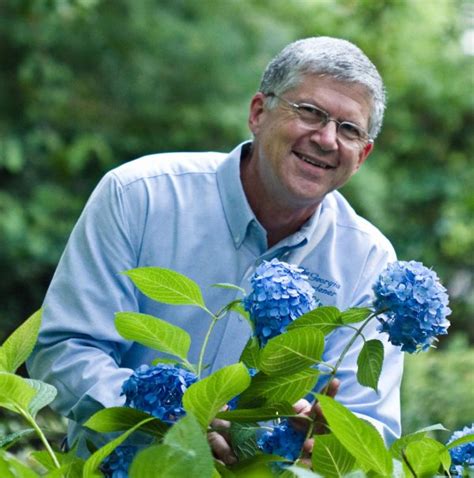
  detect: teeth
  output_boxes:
[296,152,332,169]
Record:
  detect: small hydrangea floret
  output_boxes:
[373,260,451,353]
[100,444,138,478]
[121,363,197,423]
[257,419,305,462]
[447,424,474,475]
[244,258,319,346]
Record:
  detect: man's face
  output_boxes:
[247,74,374,211]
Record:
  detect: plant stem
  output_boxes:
[323,309,386,393]
[20,409,61,469]
[196,300,241,378]
[197,315,218,378]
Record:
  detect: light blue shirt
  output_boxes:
[28,142,403,446]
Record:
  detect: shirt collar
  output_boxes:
[217,141,255,248]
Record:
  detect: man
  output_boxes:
[28,37,403,461]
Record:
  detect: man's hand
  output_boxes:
[208,413,237,466]
[293,378,341,467]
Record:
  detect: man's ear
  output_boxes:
[356,141,374,170]
[248,92,266,136]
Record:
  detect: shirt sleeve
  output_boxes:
[319,240,404,445]
[27,172,141,424]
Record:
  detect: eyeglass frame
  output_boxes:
[265,92,373,146]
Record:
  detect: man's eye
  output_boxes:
[340,122,363,140]
[298,104,327,123]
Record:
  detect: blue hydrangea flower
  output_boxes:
[244,259,319,346]
[373,260,451,353]
[448,424,474,475]
[121,363,197,423]
[101,445,138,478]
[257,419,305,462]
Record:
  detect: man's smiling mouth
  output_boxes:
[293,151,335,170]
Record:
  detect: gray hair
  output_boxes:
[259,37,386,139]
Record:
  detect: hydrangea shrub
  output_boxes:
[0,258,467,478]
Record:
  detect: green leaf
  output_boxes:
[216,402,297,422]
[0,450,39,478]
[238,369,319,408]
[229,423,260,461]
[240,336,260,369]
[115,312,191,361]
[446,433,474,449]
[0,372,36,413]
[287,306,342,335]
[183,363,251,429]
[129,414,214,478]
[82,416,155,477]
[286,465,324,477]
[229,454,285,477]
[259,328,324,376]
[123,267,206,309]
[84,406,168,438]
[224,301,253,331]
[130,444,188,478]
[316,394,392,476]
[163,414,214,471]
[44,461,84,478]
[150,357,195,372]
[356,340,384,391]
[0,429,34,450]
[31,450,59,471]
[340,308,371,324]
[312,433,355,477]
[403,437,447,478]
[39,446,85,478]
[0,309,42,373]
[415,423,448,433]
[390,432,426,461]
[25,379,57,418]
[212,283,246,294]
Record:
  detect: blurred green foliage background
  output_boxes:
[1,0,473,436]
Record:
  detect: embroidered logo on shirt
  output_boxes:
[304,271,341,297]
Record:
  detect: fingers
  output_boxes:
[208,430,237,465]
[209,415,237,465]
[324,378,340,398]
[303,437,314,455]
[293,398,312,415]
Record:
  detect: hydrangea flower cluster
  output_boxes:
[244,258,319,346]
[373,260,451,353]
[121,363,197,423]
[448,424,474,475]
[257,419,306,462]
[100,445,138,478]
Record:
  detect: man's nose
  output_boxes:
[310,120,339,150]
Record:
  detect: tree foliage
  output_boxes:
[0,0,472,347]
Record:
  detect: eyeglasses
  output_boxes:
[266,93,372,146]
